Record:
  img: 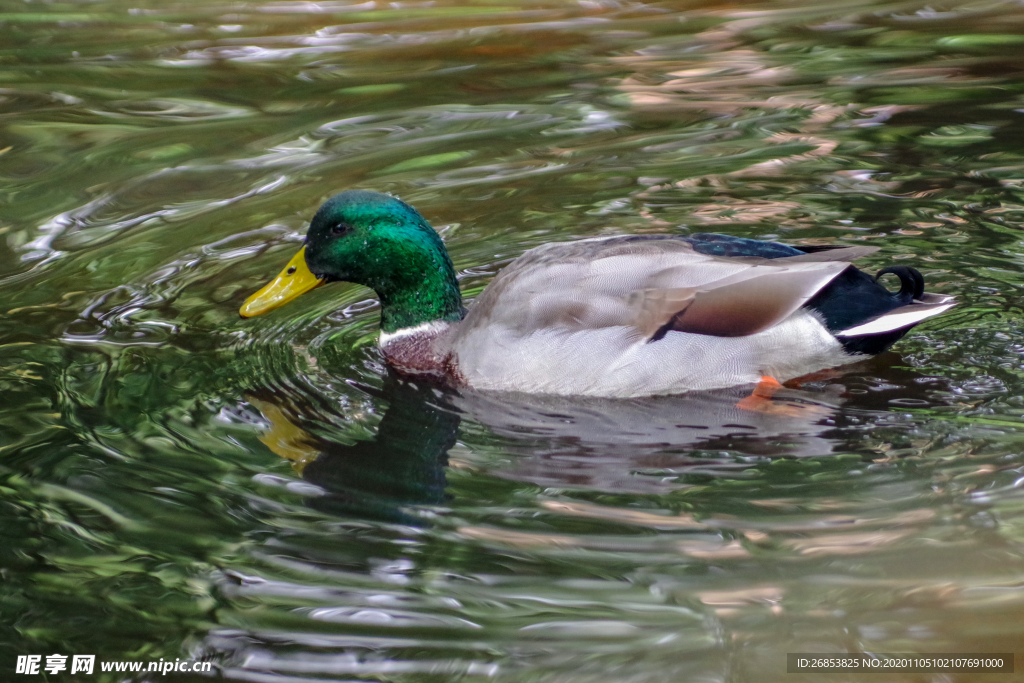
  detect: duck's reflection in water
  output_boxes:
[247,355,949,514]
[248,373,459,524]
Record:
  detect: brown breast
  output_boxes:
[379,329,466,386]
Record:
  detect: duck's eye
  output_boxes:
[332,222,352,236]
[287,266,297,275]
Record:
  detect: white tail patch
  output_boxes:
[836,299,955,337]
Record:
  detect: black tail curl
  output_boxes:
[874,266,924,302]
[806,263,931,356]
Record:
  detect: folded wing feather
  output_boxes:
[457,237,870,342]
[668,262,848,337]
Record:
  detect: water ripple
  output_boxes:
[6,1,1024,681]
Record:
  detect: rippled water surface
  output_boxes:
[4,0,1024,680]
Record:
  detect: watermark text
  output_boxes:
[16,654,213,676]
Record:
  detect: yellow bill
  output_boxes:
[240,246,325,317]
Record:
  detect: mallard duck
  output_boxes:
[240,190,954,397]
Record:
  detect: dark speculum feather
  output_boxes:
[682,233,804,259]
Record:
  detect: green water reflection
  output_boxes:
[3,0,1024,681]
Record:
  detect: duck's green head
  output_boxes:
[240,190,463,333]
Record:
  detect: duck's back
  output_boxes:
[445,235,864,397]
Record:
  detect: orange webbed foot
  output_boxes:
[735,376,784,412]
[735,376,829,418]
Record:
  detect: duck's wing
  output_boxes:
[458,236,869,342]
